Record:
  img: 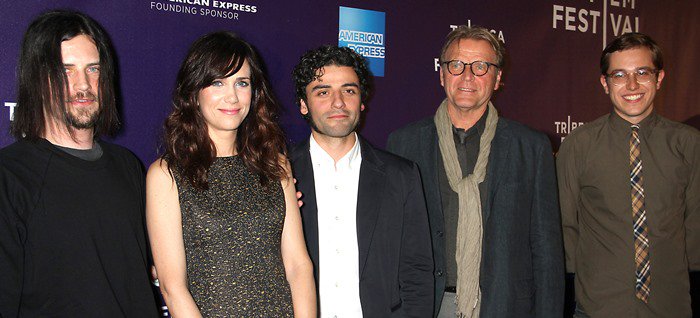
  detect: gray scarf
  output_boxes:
[434,99,498,317]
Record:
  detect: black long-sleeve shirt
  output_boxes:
[0,139,158,317]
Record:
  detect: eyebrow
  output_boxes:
[63,62,101,67]
[609,66,653,72]
[310,84,330,92]
[309,82,359,92]
[218,74,250,81]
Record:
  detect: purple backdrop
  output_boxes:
[1,0,699,166]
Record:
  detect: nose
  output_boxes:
[460,68,475,82]
[331,92,345,109]
[626,73,639,90]
[224,87,239,104]
[73,71,91,92]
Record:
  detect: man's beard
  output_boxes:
[65,91,100,129]
[307,108,359,138]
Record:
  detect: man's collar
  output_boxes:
[452,106,489,144]
[609,111,658,138]
[309,133,362,169]
[53,141,104,161]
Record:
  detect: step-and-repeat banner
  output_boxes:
[1,0,698,165]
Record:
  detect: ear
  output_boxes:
[300,99,309,115]
[655,70,665,90]
[361,103,365,112]
[600,75,609,94]
[493,69,503,91]
[439,67,446,88]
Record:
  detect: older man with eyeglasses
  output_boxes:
[387,25,565,318]
[557,32,699,318]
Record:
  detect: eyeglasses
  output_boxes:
[441,60,499,77]
[606,68,659,86]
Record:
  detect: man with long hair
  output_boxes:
[289,45,433,317]
[0,10,158,316]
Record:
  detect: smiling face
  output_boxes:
[440,38,501,116]
[58,34,101,130]
[600,47,665,124]
[300,65,364,141]
[198,60,252,140]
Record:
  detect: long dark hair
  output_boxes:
[12,10,119,140]
[163,31,287,190]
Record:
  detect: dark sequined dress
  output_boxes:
[173,156,293,317]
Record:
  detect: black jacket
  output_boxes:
[387,116,565,317]
[290,135,434,317]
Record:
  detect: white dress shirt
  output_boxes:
[309,133,363,318]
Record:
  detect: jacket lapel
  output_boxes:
[289,140,320,279]
[483,118,510,223]
[356,136,386,277]
[425,122,443,214]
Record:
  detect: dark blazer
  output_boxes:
[387,116,565,317]
[290,135,434,318]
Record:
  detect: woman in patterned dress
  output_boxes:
[146,31,315,317]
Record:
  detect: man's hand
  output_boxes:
[151,265,159,286]
[294,178,303,207]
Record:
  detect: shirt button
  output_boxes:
[436,269,444,277]
[437,231,444,237]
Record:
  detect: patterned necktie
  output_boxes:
[630,124,650,303]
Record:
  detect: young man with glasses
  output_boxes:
[387,25,564,317]
[557,32,699,317]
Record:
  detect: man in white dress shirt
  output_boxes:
[289,45,434,317]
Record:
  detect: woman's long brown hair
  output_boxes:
[162,31,287,190]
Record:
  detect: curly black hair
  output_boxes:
[292,45,371,106]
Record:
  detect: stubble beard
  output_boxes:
[308,109,358,139]
[66,91,100,129]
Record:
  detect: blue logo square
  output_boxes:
[339,6,386,77]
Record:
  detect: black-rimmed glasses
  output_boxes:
[441,60,499,76]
